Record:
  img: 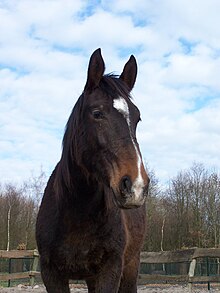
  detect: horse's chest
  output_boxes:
[57,235,106,277]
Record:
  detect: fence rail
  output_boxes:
[0,248,220,290]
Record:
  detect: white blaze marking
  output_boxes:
[113,97,144,200]
[113,97,130,124]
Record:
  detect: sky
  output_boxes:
[0,0,220,186]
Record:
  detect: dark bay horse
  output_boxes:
[36,48,149,293]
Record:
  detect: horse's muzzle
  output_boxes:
[112,176,148,209]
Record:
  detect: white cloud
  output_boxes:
[0,0,220,185]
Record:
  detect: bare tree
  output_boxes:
[22,168,46,206]
[4,184,22,250]
[164,163,220,249]
[144,167,163,251]
[0,170,46,250]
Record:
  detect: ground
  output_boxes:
[0,284,219,292]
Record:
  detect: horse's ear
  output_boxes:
[84,48,105,92]
[119,55,137,91]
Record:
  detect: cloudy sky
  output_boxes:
[0,0,220,186]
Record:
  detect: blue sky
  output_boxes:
[0,0,220,185]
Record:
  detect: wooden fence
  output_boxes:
[0,248,220,291]
[140,248,220,291]
[0,249,40,286]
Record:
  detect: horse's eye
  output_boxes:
[92,110,104,120]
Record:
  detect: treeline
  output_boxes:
[145,162,220,251]
[0,163,219,251]
[0,172,46,250]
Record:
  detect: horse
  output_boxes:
[36,48,149,293]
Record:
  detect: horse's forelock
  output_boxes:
[100,74,132,101]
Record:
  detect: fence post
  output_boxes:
[29,249,39,287]
[188,258,196,293]
[206,257,210,291]
[8,258,12,287]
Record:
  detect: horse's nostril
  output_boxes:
[143,184,149,196]
[120,176,132,196]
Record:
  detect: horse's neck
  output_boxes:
[57,159,116,221]
[66,165,107,215]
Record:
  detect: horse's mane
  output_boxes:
[53,74,132,200]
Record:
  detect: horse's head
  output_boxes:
[62,49,149,209]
